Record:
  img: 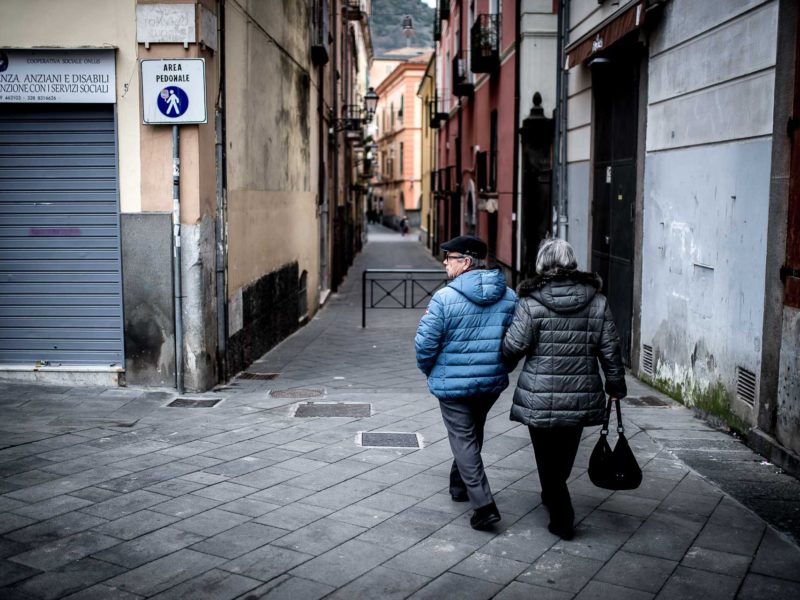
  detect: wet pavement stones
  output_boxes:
[1,225,800,598]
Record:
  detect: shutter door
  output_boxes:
[0,104,124,365]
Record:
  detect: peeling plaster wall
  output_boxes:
[640,0,778,416]
[777,307,800,452]
[181,216,217,391]
[641,140,772,396]
[223,0,320,374]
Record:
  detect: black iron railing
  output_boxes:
[452,53,474,97]
[471,14,500,73]
[362,269,448,327]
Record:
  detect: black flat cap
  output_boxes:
[441,235,487,259]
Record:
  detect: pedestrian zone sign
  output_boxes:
[140,59,207,124]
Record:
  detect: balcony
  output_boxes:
[470,14,500,73]
[452,54,474,97]
[438,0,450,20]
[428,99,448,129]
[345,0,364,20]
[341,105,363,133]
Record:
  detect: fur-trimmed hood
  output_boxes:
[517,269,603,313]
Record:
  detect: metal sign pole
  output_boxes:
[172,125,184,393]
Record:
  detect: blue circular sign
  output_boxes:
[0,52,8,73]
[156,86,189,118]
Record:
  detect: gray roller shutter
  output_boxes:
[0,104,124,365]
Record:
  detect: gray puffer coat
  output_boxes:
[502,269,626,428]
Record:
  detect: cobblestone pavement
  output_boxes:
[1,225,800,599]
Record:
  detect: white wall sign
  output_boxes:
[0,49,115,103]
[140,59,207,124]
[137,4,196,45]
[199,5,218,51]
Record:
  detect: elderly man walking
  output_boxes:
[415,235,516,529]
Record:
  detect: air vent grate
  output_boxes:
[295,402,371,418]
[641,344,654,378]
[270,388,325,399]
[358,432,421,448]
[167,398,223,408]
[238,372,280,380]
[736,367,757,407]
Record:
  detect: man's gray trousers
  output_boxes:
[438,393,499,509]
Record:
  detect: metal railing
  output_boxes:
[362,269,448,327]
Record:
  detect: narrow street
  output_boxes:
[0,226,798,599]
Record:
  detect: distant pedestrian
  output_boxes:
[400,216,409,236]
[415,235,516,530]
[502,238,626,539]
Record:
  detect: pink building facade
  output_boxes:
[434,0,519,276]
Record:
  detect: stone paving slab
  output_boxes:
[1,225,800,598]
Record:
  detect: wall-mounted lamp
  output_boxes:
[587,56,611,68]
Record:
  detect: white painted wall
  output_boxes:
[640,0,778,412]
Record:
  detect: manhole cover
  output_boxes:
[270,388,324,399]
[626,396,670,407]
[359,432,420,448]
[167,398,223,408]
[239,372,280,380]
[295,402,371,417]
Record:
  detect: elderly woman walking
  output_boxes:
[502,239,627,539]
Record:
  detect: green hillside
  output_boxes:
[369,0,434,56]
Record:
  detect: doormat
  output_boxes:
[358,432,421,448]
[295,402,371,418]
[167,397,223,408]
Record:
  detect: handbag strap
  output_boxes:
[600,396,625,435]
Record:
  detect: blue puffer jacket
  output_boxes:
[415,268,517,400]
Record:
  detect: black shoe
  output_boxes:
[450,491,469,502]
[547,520,574,540]
[470,502,501,530]
[540,491,551,508]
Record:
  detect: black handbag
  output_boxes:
[588,396,642,490]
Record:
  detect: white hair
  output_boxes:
[535,238,577,274]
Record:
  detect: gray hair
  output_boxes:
[535,238,577,274]
[467,256,487,269]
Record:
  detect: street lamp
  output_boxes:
[364,87,378,122]
[402,15,414,46]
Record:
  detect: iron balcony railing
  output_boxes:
[428,98,448,129]
[438,0,450,20]
[344,0,364,20]
[471,14,500,73]
[452,52,474,97]
[362,269,448,327]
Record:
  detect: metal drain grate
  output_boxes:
[641,344,654,377]
[238,372,280,380]
[167,398,223,408]
[295,402,371,417]
[736,367,757,406]
[269,388,325,399]
[625,396,669,407]
[359,432,421,448]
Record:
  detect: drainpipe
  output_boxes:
[214,0,228,381]
[554,0,570,240]
[511,0,522,288]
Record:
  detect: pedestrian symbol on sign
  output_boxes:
[156,86,189,118]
